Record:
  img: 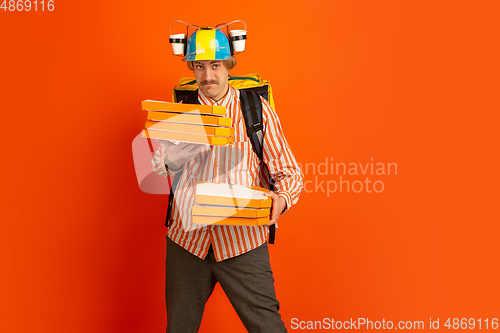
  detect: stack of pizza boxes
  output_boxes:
[192,181,271,226]
[141,100,234,146]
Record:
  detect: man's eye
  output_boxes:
[196,65,203,69]
[213,64,220,68]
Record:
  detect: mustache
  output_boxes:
[201,80,218,85]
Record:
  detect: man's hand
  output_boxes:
[264,191,287,226]
[158,140,204,170]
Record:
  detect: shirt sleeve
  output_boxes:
[261,97,304,212]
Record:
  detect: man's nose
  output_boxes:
[204,68,215,82]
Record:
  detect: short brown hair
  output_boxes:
[187,56,237,71]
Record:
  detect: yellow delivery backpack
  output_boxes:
[172,73,276,109]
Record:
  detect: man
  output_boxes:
[152,27,303,332]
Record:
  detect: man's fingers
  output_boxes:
[161,141,204,158]
[264,191,281,226]
[158,139,173,148]
[160,140,204,154]
[264,191,278,199]
[269,212,279,225]
[270,199,281,221]
[175,142,193,151]
[186,144,204,155]
[159,140,193,150]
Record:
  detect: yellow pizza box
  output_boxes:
[194,181,272,208]
[147,111,231,127]
[142,129,234,146]
[144,120,234,137]
[142,100,226,116]
[192,215,269,226]
[192,203,270,218]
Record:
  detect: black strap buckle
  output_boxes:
[247,122,263,137]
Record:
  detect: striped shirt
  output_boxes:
[152,85,303,261]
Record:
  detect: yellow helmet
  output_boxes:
[183,28,232,61]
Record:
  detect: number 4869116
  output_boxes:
[1,0,55,11]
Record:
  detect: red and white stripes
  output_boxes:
[151,86,303,261]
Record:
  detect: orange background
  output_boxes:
[1,1,499,332]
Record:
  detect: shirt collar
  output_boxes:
[197,84,236,108]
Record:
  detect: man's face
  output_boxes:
[192,60,229,102]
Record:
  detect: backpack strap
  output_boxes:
[184,89,200,105]
[239,89,277,244]
[164,90,200,227]
[239,89,264,159]
[165,170,183,227]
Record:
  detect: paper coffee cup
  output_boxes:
[230,30,247,52]
[170,33,186,55]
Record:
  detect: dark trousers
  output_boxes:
[166,237,287,333]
